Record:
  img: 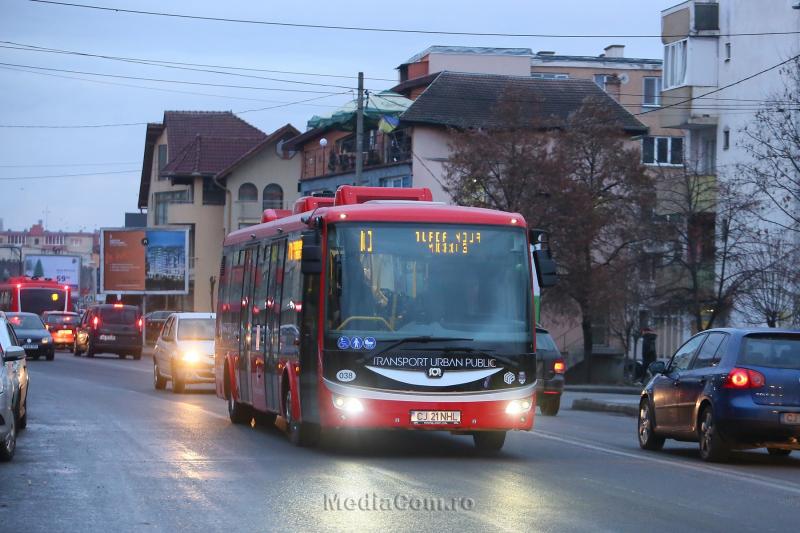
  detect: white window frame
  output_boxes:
[663,39,688,90]
[641,136,684,166]
[531,72,569,80]
[643,76,662,107]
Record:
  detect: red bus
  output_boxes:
[214,186,556,451]
[0,277,72,315]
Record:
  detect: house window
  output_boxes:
[664,40,688,90]
[238,183,258,202]
[593,74,610,90]
[724,43,731,62]
[642,136,684,166]
[154,188,192,225]
[202,177,225,205]
[531,72,569,80]
[262,184,283,210]
[157,144,168,178]
[643,77,662,107]
[381,177,405,188]
[723,128,730,150]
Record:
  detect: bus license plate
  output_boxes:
[410,410,461,425]
[781,413,800,425]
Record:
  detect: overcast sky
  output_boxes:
[0,0,679,232]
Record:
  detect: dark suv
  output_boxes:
[73,304,143,359]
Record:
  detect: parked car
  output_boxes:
[42,311,80,350]
[73,304,143,359]
[536,326,566,416]
[144,310,176,345]
[638,328,800,462]
[1,312,29,461]
[153,313,215,393]
[7,312,54,361]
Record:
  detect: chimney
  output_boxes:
[603,44,625,58]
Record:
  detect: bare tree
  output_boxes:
[652,165,758,331]
[737,232,800,327]
[737,58,800,232]
[444,96,651,382]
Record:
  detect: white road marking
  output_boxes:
[529,428,800,496]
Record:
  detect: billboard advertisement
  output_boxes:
[24,254,82,290]
[100,228,189,294]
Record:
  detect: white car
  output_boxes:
[1,313,29,461]
[153,313,216,393]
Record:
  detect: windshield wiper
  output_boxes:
[358,336,472,363]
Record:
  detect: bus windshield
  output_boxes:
[326,223,532,343]
[20,288,66,315]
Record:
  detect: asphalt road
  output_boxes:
[1,352,799,533]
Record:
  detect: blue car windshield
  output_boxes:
[739,334,800,370]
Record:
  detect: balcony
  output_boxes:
[660,1,720,130]
[302,131,411,181]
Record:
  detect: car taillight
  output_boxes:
[92,316,100,330]
[553,359,566,374]
[723,367,765,389]
[137,318,143,332]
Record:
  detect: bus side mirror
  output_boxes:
[530,228,557,288]
[301,230,322,275]
[533,249,558,288]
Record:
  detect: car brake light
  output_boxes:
[723,367,765,389]
[113,303,124,308]
[137,318,143,332]
[553,359,566,374]
[92,316,100,329]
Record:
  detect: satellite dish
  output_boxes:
[619,73,630,84]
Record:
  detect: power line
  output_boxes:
[0,61,347,94]
[0,169,138,181]
[0,39,395,82]
[30,1,800,39]
[0,161,138,168]
[0,43,357,89]
[0,91,349,128]
[0,64,346,107]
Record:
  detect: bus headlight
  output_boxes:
[332,395,363,413]
[181,350,200,363]
[505,399,532,415]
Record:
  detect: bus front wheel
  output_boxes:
[473,431,506,453]
[284,388,319,447]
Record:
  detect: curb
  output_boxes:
[571,398,639,417]
[564,385,642,395]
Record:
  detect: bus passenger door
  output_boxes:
[248,243,270,412]
[238,247,257,405]
[265,240,286,413]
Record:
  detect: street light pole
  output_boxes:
[355,71,364,184]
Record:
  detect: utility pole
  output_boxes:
[355,71,364,184]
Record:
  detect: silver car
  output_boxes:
[153,313,216,394]
[1,313,29,461]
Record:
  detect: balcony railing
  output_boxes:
[302,133,411,180]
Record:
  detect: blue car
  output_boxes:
[638,328,800,462]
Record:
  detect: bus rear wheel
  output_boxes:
[225,366,250,424]
[473,431,506,453]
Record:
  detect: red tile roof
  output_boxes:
[138,111,266,207]
[160,111,266,176]
[215,123,300,179]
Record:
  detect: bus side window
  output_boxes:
[254,243,271,353]
[280,235,302,357]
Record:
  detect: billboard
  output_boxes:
[24,254,82,290]
[100,228,189,294]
